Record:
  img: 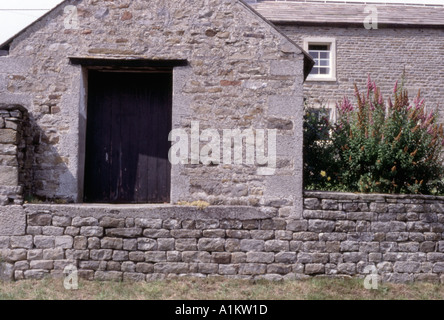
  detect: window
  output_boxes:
[304,38,336,81]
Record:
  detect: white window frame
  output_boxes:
[304,38,337,82]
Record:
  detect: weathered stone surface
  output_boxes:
[106,228,142,238]
[175,239,197,251]
[0,262,14,281]
[305,264,325,275]
[154,262,189,274]
[24,269,49,280]
[198,238,225,252]
[240,239,265,252]
[135,218,162,229]
[54,236,73,249]
[113,250,129,261]
[42,248,64,260]
[0,129,18,144]
[10,235,33,249]
[72,217,98,227]
[246,252,275,263]
[394,261,421,273]
[94,271,123,281]
[99,217,125,228]
[275,252,297,264]
[0,166,18,186]
[42,226,64,236]
[171,230,202,239]
[212,252,231,264]
[90,249,113,261]
[308,220,335,233]
[264,240,289,252]
[80,226,104,237]
[100,237,123,250]
[239,263,267,275]
[157,238,175,251]
[137,239,157,251]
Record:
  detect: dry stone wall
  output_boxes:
[2,191,444,283]
[0,104,31,205]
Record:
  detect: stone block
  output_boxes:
[106,228,142,238]
[393,261,421,273]
[0,207,25,236]
[171,229,202,238]
[267,263,292,275]
[134,218,162,229]
[157,238,175,251]
[239,263,267,275]
[90,249,113,261]
[42,248,64,260]
[240,239,264,252]
[10,235,33,249]
[112,250,129,261]
[308,220,335,232]
[246,252,274,263]
[101,237,123,250]
[80,226,103,237]
[154,262,189,274]
[305,263,325,275]
[137,238,157,251]
[99,217,125,228]
[0,129,18,144]
[275,252,297,264]
[198,238,225,252]
[264,240,289,252]
[175,239,197,251]
[72,217,98,227]
[94,271,122,281]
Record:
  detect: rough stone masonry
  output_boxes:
[1,191,444,283]
[0,0,308,213]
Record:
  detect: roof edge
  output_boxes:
[272,20,444,29]
[238,0,314,80]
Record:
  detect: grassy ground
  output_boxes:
[0,277,444,300]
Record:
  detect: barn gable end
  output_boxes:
[0,0,308,215]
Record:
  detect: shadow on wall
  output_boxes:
[18,107,77,203]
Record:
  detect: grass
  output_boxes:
[0,277,444,300]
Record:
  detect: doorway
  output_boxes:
[83,70,172,203]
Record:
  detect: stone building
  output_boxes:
[0,0,312,210]
[250,1,444,119]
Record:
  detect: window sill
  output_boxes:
[305,77,337,83]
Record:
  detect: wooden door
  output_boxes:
[84,71,172,203]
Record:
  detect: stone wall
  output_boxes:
[0,104,30,205]
[278,25,444,120]
[2,191,444,283]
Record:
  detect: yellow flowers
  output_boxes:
[320,171,331,181]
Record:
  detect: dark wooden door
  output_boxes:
[84,71,172,203]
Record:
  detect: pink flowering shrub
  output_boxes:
[304,76,444,194]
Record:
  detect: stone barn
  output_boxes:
[0,0,312,208]
[0,0,315,281]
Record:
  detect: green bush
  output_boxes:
[304,76,444,195]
